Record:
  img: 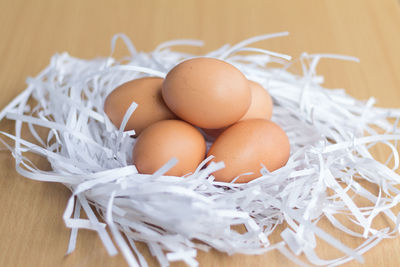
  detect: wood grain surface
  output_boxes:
[1,0,400,266]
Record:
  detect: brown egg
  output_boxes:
[202,127,225,140]
[241,80,273,121]
[162,57,251,129]
[104,77,176,135]
[203,80,273,138]
[207,119,290,183]
[132,120,206,176]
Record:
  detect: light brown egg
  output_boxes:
[132,120,206,176]
[207,119,290,183]
[162,57,251,129]
[203,80,273,138]
[104,77,176,135]
[241,80,273,121]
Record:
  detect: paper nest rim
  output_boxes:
[1,32,400,267]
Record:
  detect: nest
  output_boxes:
[1,32,400,267]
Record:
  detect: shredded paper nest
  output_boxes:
[1,32,400,267]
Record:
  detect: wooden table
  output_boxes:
[1,0,400,266]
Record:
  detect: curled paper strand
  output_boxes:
[1,33,400,267]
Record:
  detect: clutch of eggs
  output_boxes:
[104,57,290,183]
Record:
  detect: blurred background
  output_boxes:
[2,0,400,108]
[0,0,399,266]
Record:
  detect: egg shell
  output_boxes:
[104,77,176,135]
[162,57,251,129]
[203,80,273,138]
[207,119,290,183]
[132,120,206,176]
[241,80,273,121]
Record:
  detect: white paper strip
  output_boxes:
[0,33,399,267]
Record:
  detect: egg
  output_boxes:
[241,80,273,121]
[162,57,251,129]
[203,80,273,138]
[104,77,176,135]
[207,119,290,183]
[132,120,206,176]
